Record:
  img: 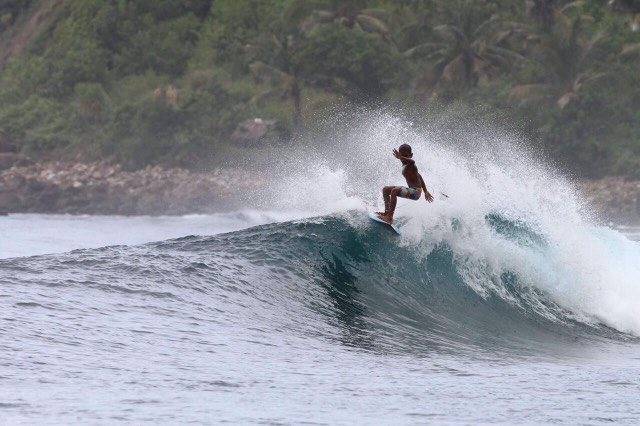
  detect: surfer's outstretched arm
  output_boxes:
[393,149,414,164]
[420,175,434,203]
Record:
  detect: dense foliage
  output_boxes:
[1,0,640,176]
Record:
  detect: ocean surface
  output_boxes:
[2,117,640,423]
[1,211,639,424]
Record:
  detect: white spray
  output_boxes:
[255,111,640,335]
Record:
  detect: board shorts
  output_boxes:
[399,186,422,200]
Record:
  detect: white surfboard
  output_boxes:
[368,211,401,235]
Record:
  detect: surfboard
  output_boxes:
[368,211,401,235]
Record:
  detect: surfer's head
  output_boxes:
[398,144,413,158]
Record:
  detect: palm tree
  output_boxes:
[509,11,610,110]
[244,0,323,134]
[300,0,391,38]
[403,0,524,99]
[392,1,435,52]
[249,38,303,132]
[529,0,557,29]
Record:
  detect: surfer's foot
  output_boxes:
[377,212,393,224]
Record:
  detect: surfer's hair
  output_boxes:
[399,144,413,157]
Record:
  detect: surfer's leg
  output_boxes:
[378,187,401,223]
[381,187,417,222]
[387,187,401,217]
[379,186,394,214]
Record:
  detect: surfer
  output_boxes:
[376,144,433,224]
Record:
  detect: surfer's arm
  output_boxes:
[420,175,434,203]
[393,149,415,164]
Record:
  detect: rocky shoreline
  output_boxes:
[0,161,255,215]
[1,160,640,223]
[578,178,640,225]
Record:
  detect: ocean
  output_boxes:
[2,116,640,423]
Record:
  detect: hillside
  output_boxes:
[1,0,640,177]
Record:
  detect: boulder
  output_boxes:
[153,85,180,106]
[0,132,17,153]
[0,153,32,170]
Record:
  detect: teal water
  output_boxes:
[1,211,639,424]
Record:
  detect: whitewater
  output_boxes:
[1,113,640,423]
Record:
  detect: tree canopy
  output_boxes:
[0,0,639,177]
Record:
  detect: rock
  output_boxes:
[0,161,250,215]
[165,85,179,106]
[0,190,19,212]
[0,153,32,170]
[153,85,179,106]
[578,177,640,224]
[0,132,17,153]
[231,118,277,146]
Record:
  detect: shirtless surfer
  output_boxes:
[376,144,433,224]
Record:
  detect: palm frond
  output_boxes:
[580,31,606,62]
[403,42,445,58]
[509,83,552,101]
[620,42,640,58]
[473,14,500,37]
[356,14,389,35]
[424,48,450,61]
[557,91,578,109]
[313,10,336,23]
[574,71,606,90]
[360,8,389,20]
[433,24,466,44]
[485,45,528,63]
[560,1,586,14]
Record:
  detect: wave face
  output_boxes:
[249,111,640,339]
[2,210,636,360]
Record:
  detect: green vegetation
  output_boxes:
[1,0,640,176]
